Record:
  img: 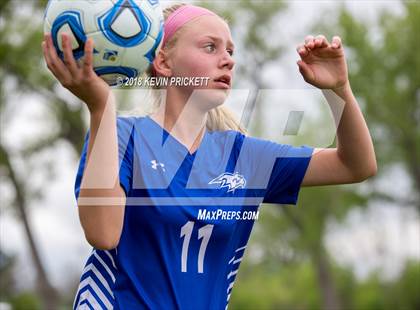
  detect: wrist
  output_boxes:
[89,106,106,121]
[87,89,114,115]
[332,80,352,99]
[89,96,115,121]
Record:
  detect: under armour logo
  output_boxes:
[151,160,165,171]
[209,172,246,193]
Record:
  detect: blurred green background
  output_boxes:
[0,0,419,309]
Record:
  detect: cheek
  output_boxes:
[174,52,213,77]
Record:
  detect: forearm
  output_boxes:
[78,93,126,250]
[322,82,377,179]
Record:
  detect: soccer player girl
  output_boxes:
[41,3,377,309]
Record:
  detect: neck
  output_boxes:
[150,87,208,153]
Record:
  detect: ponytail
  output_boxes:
[206,106,246,134]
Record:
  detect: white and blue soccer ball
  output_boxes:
[44,0,163,85]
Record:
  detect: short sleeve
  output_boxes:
[74,117,136,200]
[235,134,313,205]
[262,143,313,205]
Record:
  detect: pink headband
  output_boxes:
[161,5,217,48]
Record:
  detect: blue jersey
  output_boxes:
[73,116,313,309]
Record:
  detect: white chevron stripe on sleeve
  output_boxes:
[235,245,246,252]
[232,257,242,264]
[78,277,112,309]
[228,256,235,264]
[77,277,113,309]
[227,269,238,280]
[103,250,117,269]
[76,289,105,309]
[227,281,235,293]
[93,251,116,282]
[78,298,95,310]
[82,263,114,298]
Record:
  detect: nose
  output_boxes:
[219,51,235,70]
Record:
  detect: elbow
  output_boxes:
[85,233,120,250]
[77,200,125,251]
[369,161,378,177]
[353,161,378,182]
[366,157,378,179]
[81,219,122,250]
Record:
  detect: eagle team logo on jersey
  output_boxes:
[209,172,246,193]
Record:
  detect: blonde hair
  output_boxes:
[140,3,247,134]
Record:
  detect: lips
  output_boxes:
[214,74,231,87]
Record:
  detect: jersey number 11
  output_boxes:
[180,221,214,273]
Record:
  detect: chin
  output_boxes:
[192,88,229,111]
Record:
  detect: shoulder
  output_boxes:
[207,129,245,143]
[207,130,290,152]
[116,115,148,135]
[231,132,313,158]
[116,115,140,128]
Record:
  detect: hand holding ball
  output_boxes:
[44,0,164,86]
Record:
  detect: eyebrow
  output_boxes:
[200,35,235,50]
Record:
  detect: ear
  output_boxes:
[152,49,172,77]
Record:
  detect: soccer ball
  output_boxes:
[44,0,164,86]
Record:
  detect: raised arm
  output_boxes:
[295,35,377,186]
[42,33,125,249]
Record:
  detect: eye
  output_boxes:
[204,43,216,53]
[227,49,234,56]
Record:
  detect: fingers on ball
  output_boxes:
[62,33,79,76]
[83,38,94,74]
